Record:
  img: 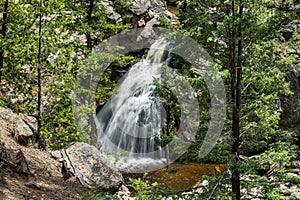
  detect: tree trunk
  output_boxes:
[0,0,9,82]
[229,0,243,199]
[36,0,45,149]
[86,0,94,51]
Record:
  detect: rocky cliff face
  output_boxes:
[287,60,300,115]
[280,20,300,118]
[126,0,179,40]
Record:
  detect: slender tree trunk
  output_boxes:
[86,0,94,51]
[231,0,244,199]
[229,0,236,106]
[230,0,242,199]
[36,0,45,149]
[0,0,9,82]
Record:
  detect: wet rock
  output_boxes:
[61,142,124,192]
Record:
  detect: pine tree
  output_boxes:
[180,0,298,198]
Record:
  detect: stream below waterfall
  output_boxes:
[124,163,227,190]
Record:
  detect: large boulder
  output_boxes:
[0,107,35,146]
[58,142,124,192]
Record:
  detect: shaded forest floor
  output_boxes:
[0,117,88,200]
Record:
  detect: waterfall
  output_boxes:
[96,38,171,172]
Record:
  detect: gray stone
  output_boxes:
[51,150,62,160]
[129,0,152,15]
[101,0,122,22]
[148,0,167,18]
[282,188,293,195]
[61,142,124,192]
[137,18,159,42]
[115,185,135,200]
[15,116,34,144]
[0,141,31,174]
[19,113,37,134]
[129,0,178,42]
[0,107,34,146]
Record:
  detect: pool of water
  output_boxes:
[124,163,226,190]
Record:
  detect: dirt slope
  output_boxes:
[0,117,88,200]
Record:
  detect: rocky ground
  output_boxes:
[0,110,88,200]
[0,106,135,200]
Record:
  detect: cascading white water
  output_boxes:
[96,38,171,172]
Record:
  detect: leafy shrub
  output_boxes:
[129,173,162,200]
[82,190,120,200]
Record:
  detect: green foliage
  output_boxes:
[154,59,212,160]
[157,13,172,29]
[129,173,162,200]
[164,166,180,174]
[0,0,38,113]
[82,190,120,200]
[0,0,134,149]
[176,0,299,198]
[285,174,300,185]
[0,0,299,198]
